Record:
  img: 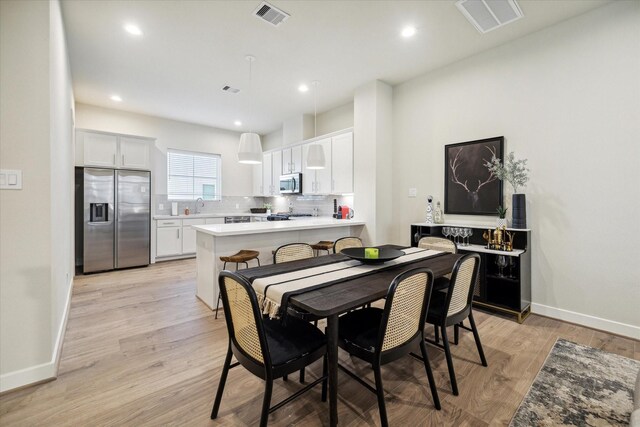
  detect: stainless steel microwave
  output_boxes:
[279,173,302,194]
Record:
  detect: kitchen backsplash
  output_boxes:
[153,194,354,217]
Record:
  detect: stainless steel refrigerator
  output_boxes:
[76,168,150,273]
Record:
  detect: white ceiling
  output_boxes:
[61,0,609,135]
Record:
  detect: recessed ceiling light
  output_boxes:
[401,26,416,38]
[110,95,122,102]
[298,84,309,93]
[234,120,242,126]
[124,23,143,36]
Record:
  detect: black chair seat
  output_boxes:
[426,291,447,322]
[264,317,327,366]
[338,308,383,353]
[433,276,450,291]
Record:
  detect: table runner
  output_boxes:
[252,247,444,317]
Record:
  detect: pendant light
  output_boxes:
[237,55,262,164]
[306,80,325,169]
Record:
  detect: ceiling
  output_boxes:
[61,0,609,135]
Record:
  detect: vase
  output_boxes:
[496,218,508,228]
[512,194,527,229]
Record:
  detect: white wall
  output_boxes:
[392,1,640,336]
[49,0,75,355]
[0,0,75,391]
[262,127,283,152]
[262,102,354,152]
[354,81,393,246]
[317,102,354,136]
[74,104,253,196]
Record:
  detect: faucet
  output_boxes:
[195,197,204,214]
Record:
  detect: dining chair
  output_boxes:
[273,243,314,264]
[425,252,487,396]
[211,271,328,427]
[418,236,457,254]
[273,242,321,383]
[333,236,363,254]
[418,236,457,291]
[336,268,441,427]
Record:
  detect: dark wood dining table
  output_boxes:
[237,247,462,426]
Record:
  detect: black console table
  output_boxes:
[410,223,532,323]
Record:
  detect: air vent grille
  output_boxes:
[253,1,290,27]
[222,85,240,94]
[456,0,523,34]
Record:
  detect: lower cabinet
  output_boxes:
[156,217,223,259]
[182,218,206,254]
[156,226,182,257]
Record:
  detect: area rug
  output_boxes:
[510,338,640,426]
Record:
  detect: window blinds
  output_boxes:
[167,149,221,200]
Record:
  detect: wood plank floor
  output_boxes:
[1,259,638,426]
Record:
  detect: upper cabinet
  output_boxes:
[76,130,153,170]
[81,132,118,167]
[282,145,302,174]
[120,137,150,169]
[303,138,332,195]
[253,129,353,197]
[302,131,353,195]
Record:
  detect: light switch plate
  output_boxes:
[158,203,164,210]
[0,169,22,190]
[408,188,417,198]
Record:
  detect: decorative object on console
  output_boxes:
[426,195,434,224]
[482,226,514,251]
[445,136,504,215]
[434,201,444,224]
[496,206,508,228]
[237,55,263,164]
[485,151,529,229]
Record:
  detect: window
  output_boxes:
[167,149,221,200]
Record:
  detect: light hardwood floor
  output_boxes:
[1,259,638,426]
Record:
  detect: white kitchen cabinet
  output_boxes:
[205,217,225,225]
[262,152,273,196]
[82,132,118,167]
[314,139,332,194]
[303,139,332,195]
[77,129,152,170]
[120,136,151,170]
[331,132,353,193]
[272,150,282,193]
[156,226,182,257]
[182,219,205,254]
[282,145,302,174]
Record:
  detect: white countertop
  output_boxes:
[154,213,268,220]
[411,222,531,232]
[193,218,365,237]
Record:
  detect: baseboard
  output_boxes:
[0,276,74,394]
[531,303,640,340]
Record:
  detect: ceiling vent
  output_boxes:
[253,2,290,27]
[222,85,240,94]
[456,0,524,34]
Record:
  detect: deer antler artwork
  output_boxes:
[449,146,498,209]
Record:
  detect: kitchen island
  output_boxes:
[193,218,365,310]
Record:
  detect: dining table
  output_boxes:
[236,245,462,426]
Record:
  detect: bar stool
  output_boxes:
[311,241,333,256]
[216,250,260,319]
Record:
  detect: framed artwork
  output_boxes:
[444,136,504,215]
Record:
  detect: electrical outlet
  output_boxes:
[235,203,239,209]
[408,188,417,198]
[159,203,164,210]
